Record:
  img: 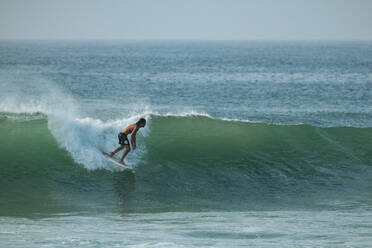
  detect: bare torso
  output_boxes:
[121,123,137,135]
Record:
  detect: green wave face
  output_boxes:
[1,114,372,216]
[144,115,372,167]
[136,116,372,210]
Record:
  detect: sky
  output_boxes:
[0,0,371,40]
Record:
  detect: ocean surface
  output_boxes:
[1,41,372,247]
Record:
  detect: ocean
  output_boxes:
[1,40,372,247]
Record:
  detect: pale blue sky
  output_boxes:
[0,0,371,40]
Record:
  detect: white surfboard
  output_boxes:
[101,151,132,170]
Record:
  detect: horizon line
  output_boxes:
[1,38,372,42]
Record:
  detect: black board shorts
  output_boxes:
[118,132,130,146]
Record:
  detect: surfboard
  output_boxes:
[101,151,132,170]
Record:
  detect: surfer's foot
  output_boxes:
[109,152,114,157]
[119,160,126,166]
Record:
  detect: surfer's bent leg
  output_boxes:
[110,145,124,157]
[119,145,131,164]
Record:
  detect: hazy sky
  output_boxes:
[0,0,371,40]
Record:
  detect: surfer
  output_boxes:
[109,118,146,165]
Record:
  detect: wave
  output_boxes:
[1,111,372,176]
[1,111,372,214]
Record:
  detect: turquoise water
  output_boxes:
[1,41,372,247]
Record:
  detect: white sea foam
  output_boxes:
[47,115,149,170]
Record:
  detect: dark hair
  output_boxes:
[136,118,146,126]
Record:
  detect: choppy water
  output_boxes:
[1,41,372,247]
